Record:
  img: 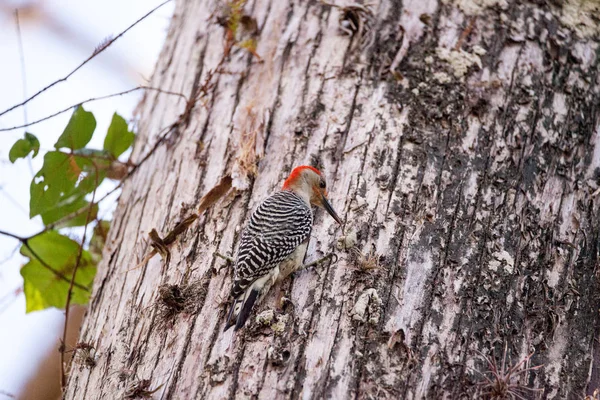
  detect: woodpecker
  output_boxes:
[224,165,342,331]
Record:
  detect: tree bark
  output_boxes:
[65,0,600,398]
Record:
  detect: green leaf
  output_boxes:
[9,132,40,163]
[22,279,46,313]
[20,231,96,312]
[104,113,134,158]
[30,151,105,222]
[54,106,96,150]
[30,152,74,218]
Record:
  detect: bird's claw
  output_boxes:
[215,252,235,264]
[303,252,338,270]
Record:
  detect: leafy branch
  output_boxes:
[0,105,135,313]
[0,102,190,307]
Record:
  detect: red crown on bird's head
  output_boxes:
[282,166,322,189]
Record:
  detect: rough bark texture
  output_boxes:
[65,0,600,398]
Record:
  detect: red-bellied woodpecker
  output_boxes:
[224,165,342,331]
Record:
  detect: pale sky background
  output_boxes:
[0,0,174,396]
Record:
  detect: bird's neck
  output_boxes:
[283,185,312,207]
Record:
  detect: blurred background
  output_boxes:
[0,0,174,398]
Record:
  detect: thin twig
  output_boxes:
[0,0,173,119]
[0,286,21,308]
[60,164,99,390]
[0,242,21,266]
[0,286,22,315]
[0,185,29,215]
[0,86,187,132]
[14,9,28,126]
[0,390,16,399]
[0,229,24,242]
[342,139,368,154]
[14,9,36,175]
[31,201,100,239]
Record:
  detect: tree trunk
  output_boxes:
[65,0,600,398]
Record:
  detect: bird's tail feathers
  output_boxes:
[235,288,258,331]
[224,298,241,331]
[224,287,259,332]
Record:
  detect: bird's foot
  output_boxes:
[301,252,338,280]
[302,252,338,270]
[303,252,338,269]
[279,295,294,311]
[215,252,235,264]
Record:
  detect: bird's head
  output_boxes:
[282,165,342,224]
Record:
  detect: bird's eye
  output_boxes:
[319,181,326,189]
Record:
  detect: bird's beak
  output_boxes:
[321,194,342,225]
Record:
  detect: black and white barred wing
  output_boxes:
[231,190,313,298]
